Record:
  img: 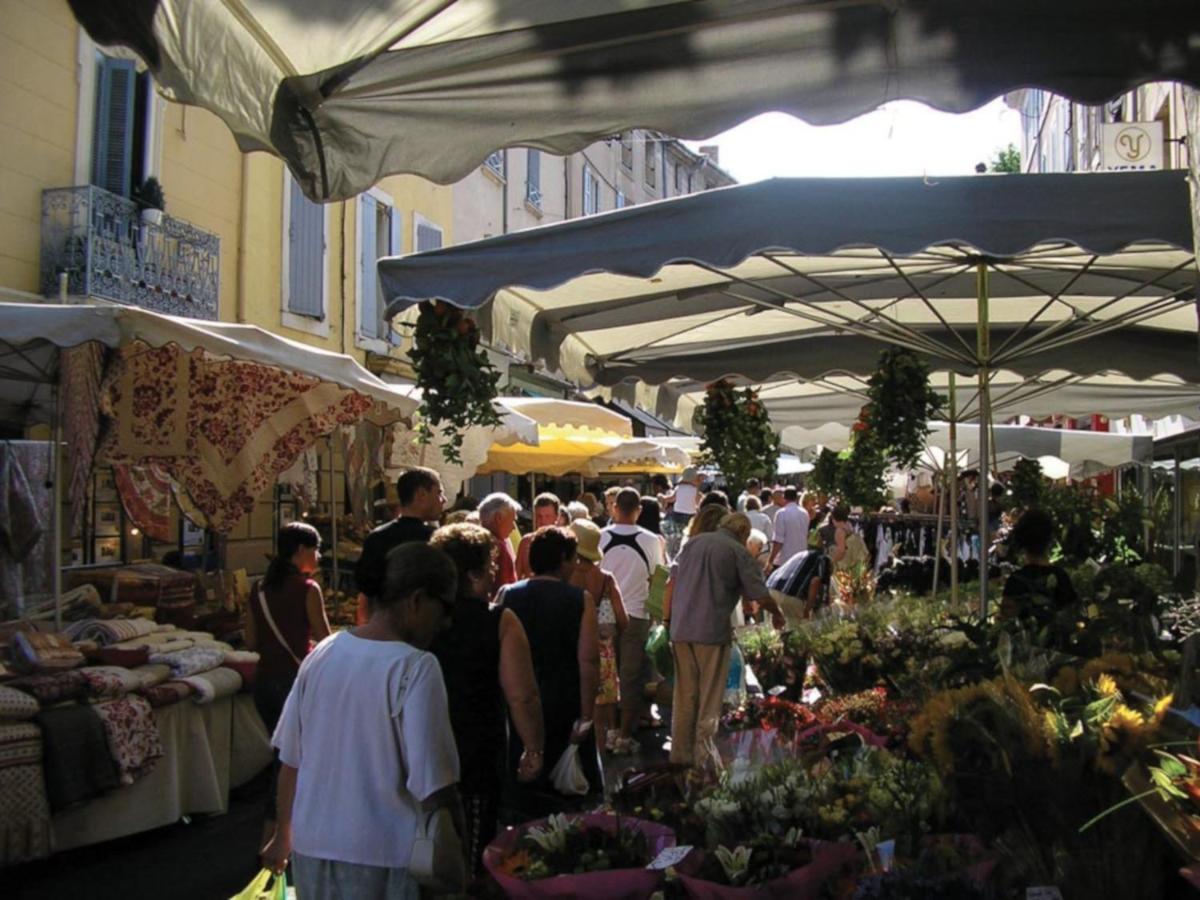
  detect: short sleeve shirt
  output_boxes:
[273,632,459,868]
[354,517,434,600]
[669,530,769,645]
[772,503,810,561]
[600,524,665,619]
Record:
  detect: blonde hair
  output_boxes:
[718,512,752,544]
[687,504,727,538]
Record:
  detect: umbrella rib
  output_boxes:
[878,249,978,358]
[219,0,299,77]
[753,254,974,362]
[603,306,752,363]
[989,254,1098,360]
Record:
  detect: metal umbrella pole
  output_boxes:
[329,436,339,592]
[976,263,991,619]
[931,461,946,596]
[949,371,959,604]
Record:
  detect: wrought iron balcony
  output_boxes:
[40,186,220,320]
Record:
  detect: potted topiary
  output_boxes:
[132,176,166,225]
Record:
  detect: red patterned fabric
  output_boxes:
[113,464,172,542]
[62,342,106,538]
[91,695,163,784]
[98,343,374,532]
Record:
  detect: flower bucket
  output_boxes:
[483,813,676,900]
[677,839,858,900]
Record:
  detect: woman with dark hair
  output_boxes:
[637,495,670,562]
[262,543,463,898]
[1000,508,1081,640]
[245,522,331,846]
[497,527,601,813]
[429,523,545,875]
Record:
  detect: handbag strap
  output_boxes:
[258,585,302,668]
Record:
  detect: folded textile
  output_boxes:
[222,650,260,664]
[141,681,194,708]
[34,704,119,810]
[179,667,243,704]
[78,666,143,701]
[0,722,42,769]
[0,685,39,721]
[12,631,84,672]
[63,617,159,647]
[0,762,52,864]
[190,639,234,652]
[143,638,195,654]
[110,628,180,649]
[92,695,163,785]
[148,646,226,678]
[130,664,171,690]
[89,645,150,669]
[8,670,87,705]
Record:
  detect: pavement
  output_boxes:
[8,723,672,900]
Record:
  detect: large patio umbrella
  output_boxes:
[379,169,1198,614]
[70,1,1200,200]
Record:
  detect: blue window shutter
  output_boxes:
[416,220,442,253]
[526,149,541,202]
[288,178,325,317]
[387,207,403,344]
[359,194,378,337]
[92,57,137,197]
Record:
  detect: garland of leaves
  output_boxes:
[407,301,503,464]
[806,436,888,509]
[694,379,780,494]
[1009,458,1045,509]
[863,348,944,469]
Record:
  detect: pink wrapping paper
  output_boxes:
[484,813,675,900]
[677,839,858,900]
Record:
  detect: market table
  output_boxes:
[50,694,272,851]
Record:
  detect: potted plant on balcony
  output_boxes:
[132,176,166,226]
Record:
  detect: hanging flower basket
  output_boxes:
[694,379,780,494]
[483,813,676,900]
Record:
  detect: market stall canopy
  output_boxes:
[70,1,1200,200]
[380,171,1198,388]
[0,303,420,532]
[651,370,1200,447]
[924,422,1153,479]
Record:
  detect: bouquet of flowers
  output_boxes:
[484,813,674,899]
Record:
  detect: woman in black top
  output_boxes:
[1000,508,1081,643]
[429,524,544,874]
[497,527,601,815]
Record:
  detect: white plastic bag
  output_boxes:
[549,743,589,795]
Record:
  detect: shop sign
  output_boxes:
[1100,121,1163,170]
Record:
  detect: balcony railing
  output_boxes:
[40,186,220,320]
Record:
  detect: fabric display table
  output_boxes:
[51,693,272,851]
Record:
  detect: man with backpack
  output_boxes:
[600,488,665,755]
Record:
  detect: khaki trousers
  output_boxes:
[669,641,731,768]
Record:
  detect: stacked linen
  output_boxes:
[179,667,243,704]
[63,617,163,647]
[33,703,118,810]
[77,666,144,702]
[149,647,226,678]
[130,664,171,690]
[0,685,52,863]
[140,682,193,708]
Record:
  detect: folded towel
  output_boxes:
[63,618,159,647]
[35,704,119,810]
[8,670,87,705]
[0,685,39,721]
[0,722,42,768]
[222,650,260,664]
[92,695,163,784]
[78,666,143,701]
[179,667,243,704]
[148,647,225,678]
[130,664,171,690]
[140,681,194,708]
[190,639,233,652]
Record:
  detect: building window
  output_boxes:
[414,213,444,252]
[644,138,657,188]
[620,133,634,170]
[484,150,505,179]
[615,189,626,209]
[284,175,327,320]
[674,163,686,194]
[91,53,153,198]
[525,149,542,208]
[582,166,600,215]
[358,191,400,341]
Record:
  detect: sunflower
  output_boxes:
[1093,673,1119,697]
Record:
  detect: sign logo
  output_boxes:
[1113,126,1153,163]
[1100,121,1163,171]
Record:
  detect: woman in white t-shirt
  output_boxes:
[263,542,464,899]
[663,467,702,528]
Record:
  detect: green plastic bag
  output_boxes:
[644,564,670,621]
[230,868,287,900]
[645,623,673,682]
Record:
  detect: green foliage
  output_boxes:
[863,348,944,469]
[407,301,503,464]
[695,379,781,495]
[838,435,889,510]
[990,143,1022,174]
[132,176,165,211]
[810,447,843,496]
[1009,458,1044,509]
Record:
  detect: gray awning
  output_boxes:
[71,1,1200,200]
[379,171,1198,386]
